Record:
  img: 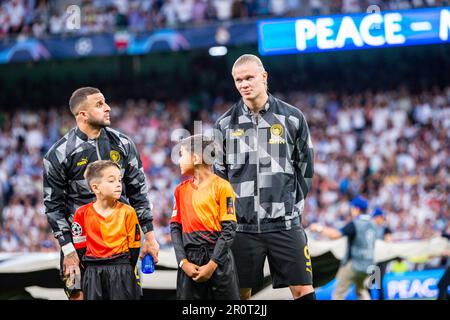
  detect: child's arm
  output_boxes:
[71,210,86,262]
[170,221,200,278]
[170,189,188,265]
[127,208,142,268]
[170,190,200,278]
[193,220,236,283]
[169,221,186,266]
[210,182,237,266]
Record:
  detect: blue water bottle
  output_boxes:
[142,254,155,274]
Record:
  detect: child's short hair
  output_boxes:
[180,134,216,165]
[84,160,121,189]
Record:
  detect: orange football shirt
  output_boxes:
[72,201,141,259]
[171,174,236,247]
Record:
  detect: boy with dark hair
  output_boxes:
[170,135,240,300]
[71,160,142,300]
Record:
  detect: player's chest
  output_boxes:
[66,141,125,180]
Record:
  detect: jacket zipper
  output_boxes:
[255,113,261,233]
[95,139,102,160]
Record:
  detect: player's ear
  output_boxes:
[76,109,88,121]
[76,100,90,119]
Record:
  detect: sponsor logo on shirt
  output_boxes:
[76,157,88,167]
[269,124,286,144]
[226,197,234,215]
[135,224,141,242]
[110,150,121,163]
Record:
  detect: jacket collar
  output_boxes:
[240,93,274,116]
[75,126,106,141]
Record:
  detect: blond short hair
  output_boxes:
[232,54,266,74]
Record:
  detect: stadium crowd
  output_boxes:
[0,85,448,254]
[0,0,449,39]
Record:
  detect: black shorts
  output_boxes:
[59,251,85,299]
[231,228,313,289]
[177,246,240,300]
[82,258,141,300]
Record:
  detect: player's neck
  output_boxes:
[193,167,214,187]
[78,123,102,139]
[93,198,118,217]
[244,92,269,114]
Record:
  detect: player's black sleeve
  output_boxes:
[294,112,314,199]
[170,222,187,265]
[210,220,237,266]
[43,150,72,247]
[123,137,154,234]
[75,247,86,268]
[340,221,356,237]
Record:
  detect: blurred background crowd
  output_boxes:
[0,0,449,39]
[0,85,448,254]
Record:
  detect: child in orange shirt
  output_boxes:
[71,160,141,300]
[170,135,240,300]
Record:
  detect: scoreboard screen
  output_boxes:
[258,7,450,55]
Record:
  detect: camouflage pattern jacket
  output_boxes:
[214,94,314,233]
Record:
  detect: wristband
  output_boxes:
[179,258,188,268]
[61,243,76,256]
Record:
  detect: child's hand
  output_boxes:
[182,261,200,278]
[193,260,218,283]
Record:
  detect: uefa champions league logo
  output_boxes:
[71,222,82,237]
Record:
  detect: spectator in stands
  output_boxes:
[0,6,10,37]
[175,0,194,25]
[192,0,207,23]
[6,0,26,34]
[204,0,218,20]
[231,0,248,18]
[160,0,178,27]
[214,0,233,20]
